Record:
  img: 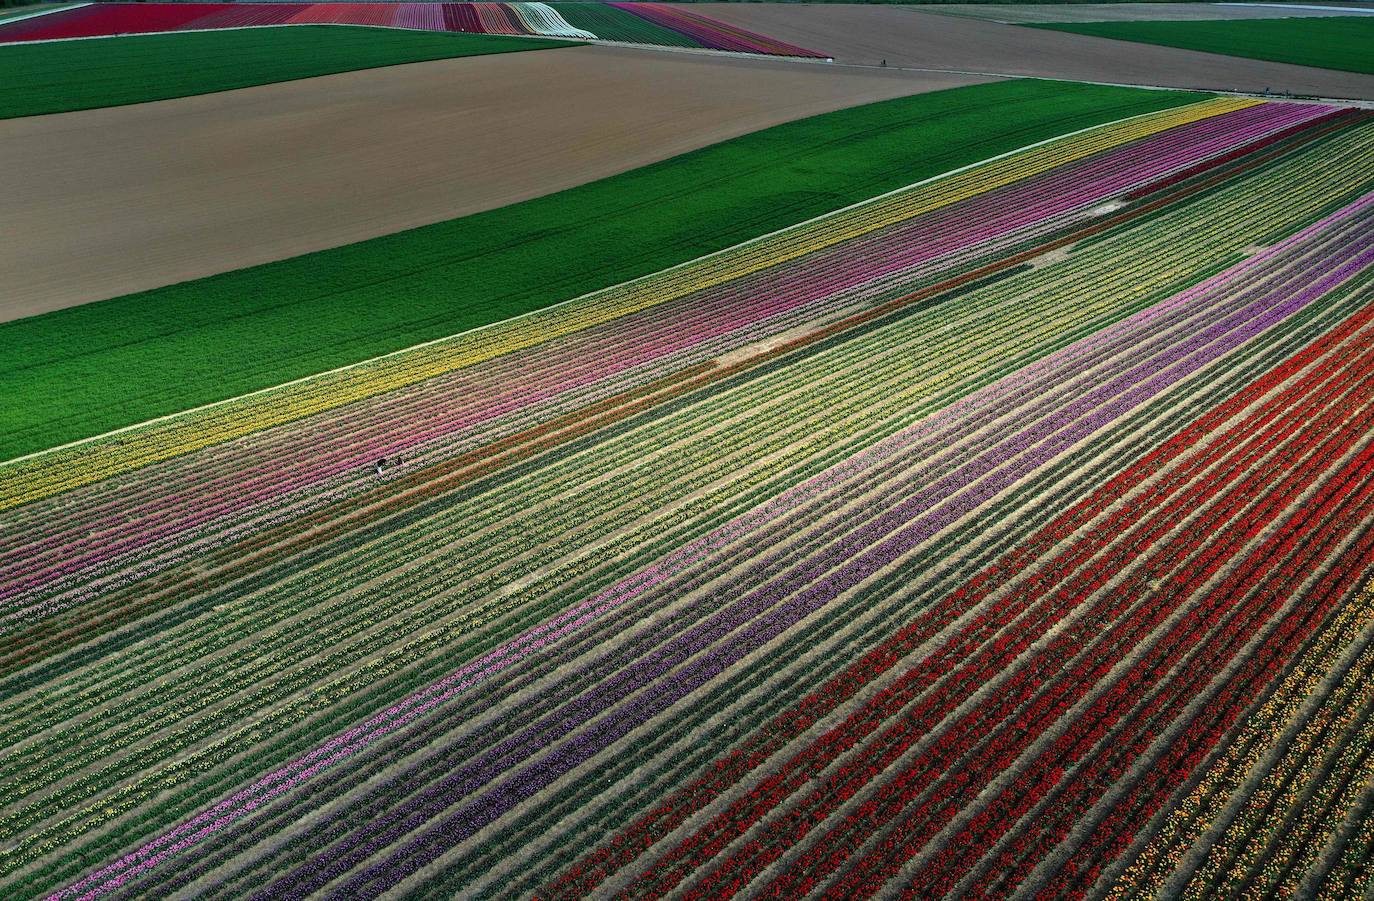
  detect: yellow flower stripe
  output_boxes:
[1183,601,1374,900]
[1108,576,1374,900]
[1316,798,1374,901]
[0,97,1252,512]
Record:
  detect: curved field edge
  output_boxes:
[0,79,1203,461]
[1033,17,1374,76]
[0,26,578,120]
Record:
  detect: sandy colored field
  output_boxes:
[0,43,988,321]
[925,2,1374,24]
[684,3,1374,98]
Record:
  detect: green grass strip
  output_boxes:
[0,25,577,119]
[0,79,1201,460]
[1034,17,1374,75]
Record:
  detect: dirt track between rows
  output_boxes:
[684,3,1374,98]
[0,43,989,322]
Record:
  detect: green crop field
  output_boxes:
[0,26,577,119]
[0,79,1201,460]
[1036,17,1374,75]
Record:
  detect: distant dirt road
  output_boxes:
[0,43,989,322]
[683,3,1374,98]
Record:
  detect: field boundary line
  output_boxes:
[0,96,1222,472]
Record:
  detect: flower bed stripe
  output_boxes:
[0,1,819,56]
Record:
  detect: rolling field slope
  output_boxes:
[0,45,985,323]
[3,94,1373,900]
[682,3,1374,97]
[0,26,575,119]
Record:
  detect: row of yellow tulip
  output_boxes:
[1109,576,1374,900]
[0,98,1253,513]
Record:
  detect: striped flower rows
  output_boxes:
[2,99,1312,624]
[1107,576,1374,899]
[0,1,823,55]
[0,98,1252,512]
[3,99,1374,900]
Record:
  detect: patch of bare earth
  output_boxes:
[0,43,991,322]
[678,3,1374,99]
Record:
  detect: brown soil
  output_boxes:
[680,4,1374,98]
[0,43,990,322]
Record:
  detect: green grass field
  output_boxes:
[1035,17,1374,75]
[0,79,1202,459]
[0,26,577,119]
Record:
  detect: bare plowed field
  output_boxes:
[0,43,987,320]
[682,4,1374,98]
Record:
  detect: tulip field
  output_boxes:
[0,1,825,56]
[4,91,1374,900]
